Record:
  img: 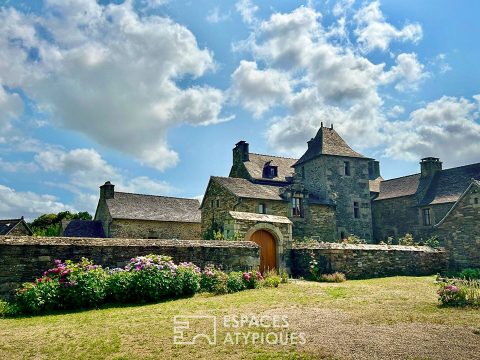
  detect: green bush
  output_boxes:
[106,270,135,303]
[241,270,264,289]
[226,271,246,293]
[279,268,289,284]
[174,262,201,296]
[16,278,61,314]
[459,268,480,280]
[0,299,19,317]
[212,271,229,295]
[200,265,225,293]
[263,275,281,288]
[398,233,415,246]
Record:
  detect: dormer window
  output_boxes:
[263,161,278,179]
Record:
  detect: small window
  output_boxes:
[475,198,479,205]
[210,199,214,208]
[216,199,220,208]
[340,231,346,240]
[344,161,351,176]
[258,203,266,214]
[422,208,431,226]
[292,196,303,217]
[301,166,305,179]
[353,201,360,218]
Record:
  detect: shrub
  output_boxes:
[398,233,415,246]
[212,271,229,295]
[16,277,61,314]
[308,252,321,281]
[319,272,347,283]
[200,265,224,293]
[263,270,281,288]
[341,235,366,245]
[106,269,134,303]
[437,279,480,307]
[226,271,246,293]
[0,299,18,317]
[425,235,440,248]
[279,268,289,284]
[174,262,201,296]
[459,268,480,280]
[242,270,264,289]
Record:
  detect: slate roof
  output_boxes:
[375,162,480,204]
[0,218,32,235]
[211,176,284,201]
[375,174,421,200]
[228,211,292,224]
[106,193,201,223]
[63,220,105,238]
[243,153,296,183]
[436,179,480,227]
[294,126,367,166]
[419,163,480,205]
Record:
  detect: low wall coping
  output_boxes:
[292,242,445,253]
[0,236,258,249]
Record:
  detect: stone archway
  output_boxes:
[244,223,285,272]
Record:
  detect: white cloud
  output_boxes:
[230,60,291,117]
[0,158,38,172]
[0,86,23,134]
[34,147,177,195]
[0,1,229,171]
[206,7,230,24]
[354,1,422,53]
[383,53,428,91]
[0,184,72,220]
[235,0,258,25]
[387,105,405,118]
[385,95,480,166]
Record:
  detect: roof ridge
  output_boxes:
[0,218,23,222]
[113,191,199,202]
[381,173,421,183]
[248,152,298,161]
[439,161,480,173]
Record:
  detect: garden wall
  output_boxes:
[289,243,447,279]
[0,236,260,299]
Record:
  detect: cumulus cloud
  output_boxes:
[230,60,291,117]
[383,53,428,91]
[385,95,480,166]
[0,184,72,220]
[0,86,23,134]
[34,148,177,195]
[235,0,258,25]
[0,0,229,171]
[354,1,422,53]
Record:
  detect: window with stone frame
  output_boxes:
[215,199,220,208]
[422,208,431,226]
[353,201,360,218]
[475,197,479,205]
[258,203,267,214]
[344,161,351,176]
[292,196,303,217]
[301,166,305,179]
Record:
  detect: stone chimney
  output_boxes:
[368,160,381,179]
[420,157,442,178]
[100,181,115,200]
[234,141,249,162]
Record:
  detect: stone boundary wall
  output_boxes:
[289,243,447,279]
[0,236,260,299]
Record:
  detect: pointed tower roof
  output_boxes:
[293,124,367,166]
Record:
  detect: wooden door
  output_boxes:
[250,230,276,273]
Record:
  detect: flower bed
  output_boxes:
[6,255,286,315]
[437,278,480,307]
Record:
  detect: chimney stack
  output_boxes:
[100,181,115,200]
[234,141,249,162]
[420,157,442,178]
[368,160,381,179]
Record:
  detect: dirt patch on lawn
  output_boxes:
[284,308,480,360]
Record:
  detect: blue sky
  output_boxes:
[0,0,479,219]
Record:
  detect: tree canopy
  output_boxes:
[30,211,92,236]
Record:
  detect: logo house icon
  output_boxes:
[173,315,217,345]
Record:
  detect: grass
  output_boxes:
[1,276,479,359]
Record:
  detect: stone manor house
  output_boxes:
[52,123,478,272]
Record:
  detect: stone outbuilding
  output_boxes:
[435,179,480,270]
[0,217,32,236]
[372,159,480,242]
[94,182,201,239]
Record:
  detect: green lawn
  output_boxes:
[1,276,479,360]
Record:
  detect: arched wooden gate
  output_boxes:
[250,230,277,273]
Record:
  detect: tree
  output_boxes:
[29,211,93,236]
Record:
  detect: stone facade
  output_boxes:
[8,222,32,236]
[290,203,337,241]
[294,155,372,240]
[436,182,480,270]
[0,236,260,299]
[110,219,201,240]
[290,243,446,279]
